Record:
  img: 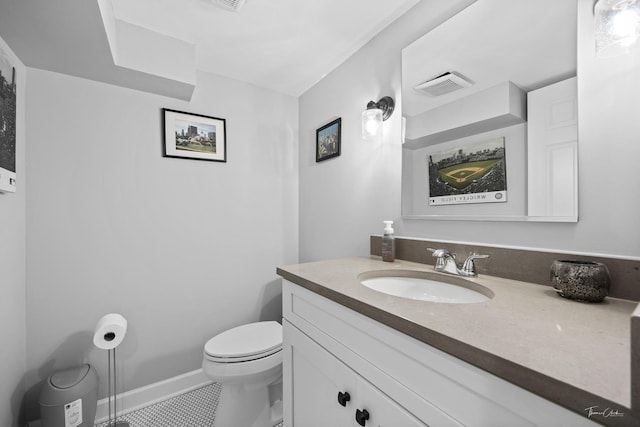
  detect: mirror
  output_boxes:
[401,0,578,222]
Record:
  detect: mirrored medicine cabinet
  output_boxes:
[401,0,578,222]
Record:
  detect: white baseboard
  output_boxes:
[95,368,213,424]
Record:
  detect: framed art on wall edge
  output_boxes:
[0,46,17,193]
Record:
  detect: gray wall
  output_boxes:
[23,68,298,420]
[299,0,477,262]
[0,36,26,427]
[299,0,640,261]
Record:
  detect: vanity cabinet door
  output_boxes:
[284,320,428,427]
[285,319,352,427]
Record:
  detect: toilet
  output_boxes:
[202,321,283,427]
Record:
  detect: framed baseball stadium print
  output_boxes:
[428,137,507,206]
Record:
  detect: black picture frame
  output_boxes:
[162,108,227,162]
[0,48,17,193]
[316,118,341,162]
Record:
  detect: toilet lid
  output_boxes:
[204,321,282,360]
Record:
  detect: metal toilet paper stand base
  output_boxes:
[105,347,130,427]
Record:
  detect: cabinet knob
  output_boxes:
[337,391,351,407]
[355,408,370,426]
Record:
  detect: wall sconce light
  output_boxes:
[361,96,395,141]
[594,0,640,57]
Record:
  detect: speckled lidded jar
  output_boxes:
[550,260,611,303]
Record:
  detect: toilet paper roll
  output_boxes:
[93,313,128,350]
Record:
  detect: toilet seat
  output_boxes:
[204,321,282,363]
[201,321,284,426]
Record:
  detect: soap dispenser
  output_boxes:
[381,221,395,262]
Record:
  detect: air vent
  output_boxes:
[414,72,473,97]
[211,0,247,12]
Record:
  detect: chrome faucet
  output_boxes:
[428,248,489,277]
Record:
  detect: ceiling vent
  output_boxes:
[414,72,473,97]
[211,0,247,12]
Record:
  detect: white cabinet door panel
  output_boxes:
[287,319,351,427]
[286,320,429,427]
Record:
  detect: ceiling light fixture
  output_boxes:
[594,0,640,57]
[362,96,395,141]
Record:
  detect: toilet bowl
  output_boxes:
[202,321,283,427]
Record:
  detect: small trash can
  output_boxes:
[39,364,98,427]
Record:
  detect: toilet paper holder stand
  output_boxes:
[94,313,130,427]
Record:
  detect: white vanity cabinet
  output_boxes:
[282,280,598,427]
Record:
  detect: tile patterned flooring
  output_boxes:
[95,383,283,427]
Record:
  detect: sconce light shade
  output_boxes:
[362,96,395,141]
[595,0,640,57]
[362,106,383,140]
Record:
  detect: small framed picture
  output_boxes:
[162,108,227,162]
[316,118,341,162]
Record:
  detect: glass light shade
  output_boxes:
[362,108,383,140]
[595,0,640,57]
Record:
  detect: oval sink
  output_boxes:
[359,270,493,304]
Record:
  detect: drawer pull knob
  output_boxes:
[355,408,370,426]
[337,391,351,407]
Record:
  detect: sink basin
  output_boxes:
[359,270,493,304]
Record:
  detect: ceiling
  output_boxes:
[0,0,419,100]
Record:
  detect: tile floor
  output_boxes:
[95,383,283,427]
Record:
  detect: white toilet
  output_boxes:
[202,321,283,427]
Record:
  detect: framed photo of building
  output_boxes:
[0,47,17,193]
[162,108,227,162]
[428,137,507,206]
[316,118,341,162]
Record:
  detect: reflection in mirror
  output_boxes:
[401,0,578,222]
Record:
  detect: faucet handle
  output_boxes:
[461,253,489,276]
[427,248,452,258]
[428,248,452,270]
